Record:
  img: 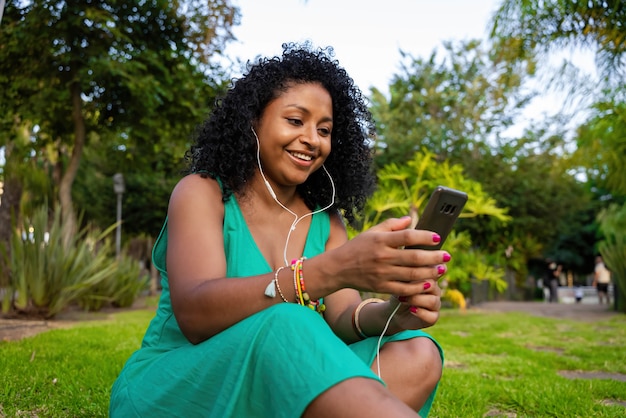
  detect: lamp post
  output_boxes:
[113,173,125,259]
[0,0,5,25]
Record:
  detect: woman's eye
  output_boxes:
[318,127,331,136]
[287,118,302,125]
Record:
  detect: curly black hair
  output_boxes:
[186,42,376,225]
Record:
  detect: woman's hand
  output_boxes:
[321,216,451,297]
[391,279,443,330]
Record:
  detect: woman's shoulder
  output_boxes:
[169,174,224,214]
[172,174,222,198]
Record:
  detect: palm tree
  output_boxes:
[490,0,626,80]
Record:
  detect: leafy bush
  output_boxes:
[77,255,149,311]
[2,205,145,318]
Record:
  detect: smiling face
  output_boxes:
[254,82,333,190]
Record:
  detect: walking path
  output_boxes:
[0,307,127,342]
[472,300,619,322]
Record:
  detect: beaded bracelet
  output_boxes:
[351,298,385,340]
[291,257,326,314]
[264,266,289,303]
[273,266,289,303]
[292,258,305,305]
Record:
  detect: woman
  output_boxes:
[110,43,449,417]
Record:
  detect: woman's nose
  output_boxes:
[300,126,320,148]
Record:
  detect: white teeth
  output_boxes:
[290,152,312,161]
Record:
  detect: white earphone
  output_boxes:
[251,127,335,265]
[252,126,397,379]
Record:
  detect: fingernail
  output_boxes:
[437,265,446,275]
[398,296,408,302]
[443,252,451,262]
[409,306,418,314]
[432,234,441,243]
[424,282,431,290]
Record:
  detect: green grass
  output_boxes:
[1,308,625,417]
[429,310,626,417]
[0,310,153,417]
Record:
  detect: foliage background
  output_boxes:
[0,0,624,313]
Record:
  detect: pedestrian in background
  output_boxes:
[593,255,612,305]
[544,259,561,303]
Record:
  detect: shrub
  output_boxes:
[2,205,145,318]
[77,255,149,311]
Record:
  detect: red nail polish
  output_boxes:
[424,282,431,290]
[432,234,441,243]
[409,306,418,314]
[437,265,446,275]
[443,252,451,262]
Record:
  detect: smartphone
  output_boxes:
[405,186,468,250]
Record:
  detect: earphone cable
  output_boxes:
[253,126,394,380]
[252,128,335,266]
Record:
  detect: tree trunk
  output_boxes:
[0,173,22,287]
[0,175,22,243]
[0,140,23,287]
[59,79,85,247]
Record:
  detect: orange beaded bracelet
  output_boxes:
[291,257,325,314]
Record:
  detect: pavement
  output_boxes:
[471,300,620,322]
[0,308,118,342]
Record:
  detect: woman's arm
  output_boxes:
[166,174,295,343]
[318,213,446,343]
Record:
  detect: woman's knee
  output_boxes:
[385,338,443,387]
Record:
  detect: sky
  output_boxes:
[221,0,597,136]
[222,0,502,92]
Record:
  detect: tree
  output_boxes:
[71,130,193,237]
[489,0,626,192]
[490,0,626,282]
[490,0,626,81]
[468,130,596,273]
[367,37,598,285]
[574,98,626,196]
[369,40,535,170]
[0,0,239,245]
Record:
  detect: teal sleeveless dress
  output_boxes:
[110,194,443,417]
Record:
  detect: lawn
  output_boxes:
[1,307,625,417]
